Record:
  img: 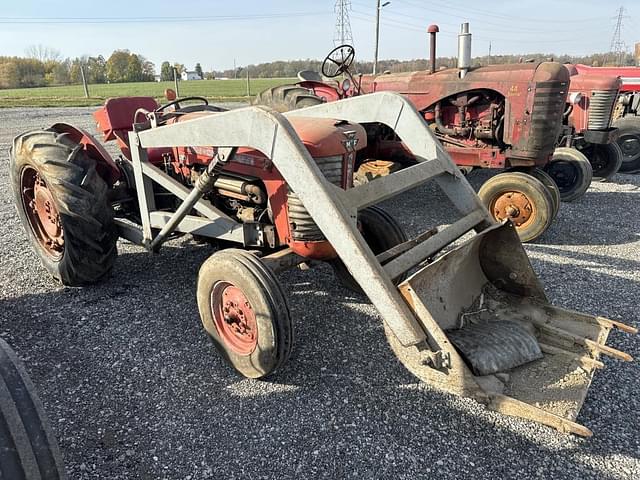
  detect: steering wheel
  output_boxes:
[322,45,356,78]
[156,96,209,113]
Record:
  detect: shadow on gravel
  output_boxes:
[1,242,638,479]
[537,191,640,247]
[527,244,640,286]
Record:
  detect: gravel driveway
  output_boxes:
[0,107,638,479]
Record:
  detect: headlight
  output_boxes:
[568,92,583,105]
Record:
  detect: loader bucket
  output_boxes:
[390,222,635,437]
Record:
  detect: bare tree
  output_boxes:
[25,45,61,63]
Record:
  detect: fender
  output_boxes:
[51,123,122,185]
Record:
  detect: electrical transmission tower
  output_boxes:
[609,6,628,66]
[334,0,354,46]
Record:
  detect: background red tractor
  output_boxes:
[575,63,640,173]
[256,24,582,243]
[554,67,622,193]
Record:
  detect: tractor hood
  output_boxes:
[574,64,640,92]
[357,62,569,111]
[566,68,622,93]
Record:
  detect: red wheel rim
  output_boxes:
[490,191,535,228]
[20,167,64,260]
[211,282,258,355]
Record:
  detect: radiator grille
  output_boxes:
[288,155,345,241]
[528,80,568,153]
[588,90,618,130]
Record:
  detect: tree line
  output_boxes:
[0,44,636,90]
[215,52,637,79]
[0,48,157,89]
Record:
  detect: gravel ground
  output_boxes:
[0,107,638,479]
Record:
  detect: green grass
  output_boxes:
[0,78,297,108]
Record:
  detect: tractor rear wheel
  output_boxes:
[332,206,408,293]
[577,142,623,182]
[544,147,593,202]
[478,172,554,243]
[197,249,293,379]
[613,116,640,172]
[0,338,65,480]
[10,129,118,286]
[253,85,324,112]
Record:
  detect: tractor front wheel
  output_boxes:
[544,147,593,202]
[577,142,623,182]
[10,129,118,286]
[613,116,640,172]
[332,206,408,293]
[197,249,293,379]
[478,172,554,243]
[506,167,561,220]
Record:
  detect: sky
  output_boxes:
[0,0,638,72]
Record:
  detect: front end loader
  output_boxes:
[10,92,635,436]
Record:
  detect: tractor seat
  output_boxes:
[297,70,324,82]
[97,97,160,134]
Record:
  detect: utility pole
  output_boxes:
[173,67,180,97]
[79,65,90,98]
[373,1,391,75]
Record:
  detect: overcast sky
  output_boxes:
[0,0,638,71]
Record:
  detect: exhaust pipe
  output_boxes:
[458,22,472,78]
[428,24,439,74]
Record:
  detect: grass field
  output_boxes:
[0,78,297,107]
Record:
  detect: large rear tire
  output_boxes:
[10,130,118,286]
[253,85,324,112]
[478,172,554,243]
[332,206,409,293]
[577,142,623,182]
[197,249,293,379]
[544,147,593,202]
[613,116,640,172]
[0,339,66,480]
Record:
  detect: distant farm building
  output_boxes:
[181,71,203,81]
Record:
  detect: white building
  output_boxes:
[181,71,202,81]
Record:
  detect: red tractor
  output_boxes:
[553,66,622,195]
[256,23,582,242]
[575,63,640,173]
[9,92,636,436]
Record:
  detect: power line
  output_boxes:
[396,0,603,24]
[0,11,333,24]
[351,9,598,45]
[334,0,354,46]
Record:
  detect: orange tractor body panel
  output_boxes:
[59,97,367,261]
